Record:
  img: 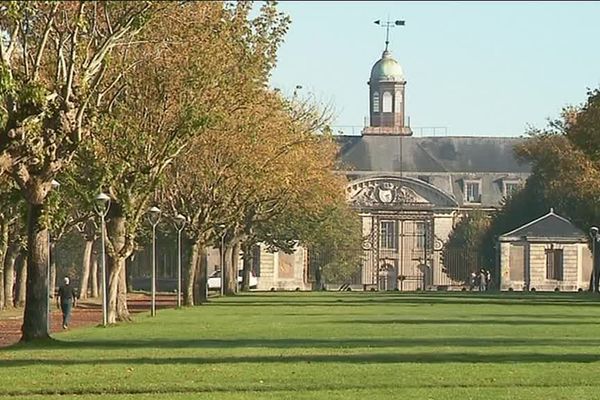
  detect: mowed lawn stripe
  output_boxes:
[1,292,600,399]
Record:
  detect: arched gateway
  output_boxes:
[347,176,458,291]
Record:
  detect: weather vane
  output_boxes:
[374,18,405,51]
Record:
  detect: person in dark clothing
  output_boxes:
[57,277,77,329]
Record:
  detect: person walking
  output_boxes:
[57,277,77,329]
[478,269,487,292]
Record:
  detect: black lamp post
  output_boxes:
[147,206,161,316]
[94,192,111,326]
[173,214,186,308]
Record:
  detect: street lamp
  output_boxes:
[217,223,226,297]
[94,192,110,326]
[173,214,186,308]
[46,179,60,334]
[147,206,161,316]
[589,226,599,292]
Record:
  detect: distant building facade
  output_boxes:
[336,47,530,290]
[498,209,592,292]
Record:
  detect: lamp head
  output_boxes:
[148,206,161,225]
[94,192,111,215]
[590,226,599,238]
[174,213,186,229]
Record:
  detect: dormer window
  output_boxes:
[373,92,380,113]
[464,180,481,203]
[503,180,521,198]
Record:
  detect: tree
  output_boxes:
[510,88,600,288]
[159,2,292,303]
[0,1,158,340]
[88,1,290,318]
[441,210,491,284]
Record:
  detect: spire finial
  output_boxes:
[374,18,405,52]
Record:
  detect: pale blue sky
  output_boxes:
[269,1,600,137]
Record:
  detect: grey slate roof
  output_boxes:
[336,135,530,173]
[499,210,587,240]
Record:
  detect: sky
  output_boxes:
[269,1,600,137]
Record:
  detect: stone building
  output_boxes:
[336,46,530,290]
[498,209,592,292]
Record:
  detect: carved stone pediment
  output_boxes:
[347,180,428,207]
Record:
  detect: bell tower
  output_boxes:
[363,19,412,136]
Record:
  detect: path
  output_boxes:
[0,293,177,348]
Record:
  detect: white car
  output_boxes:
[207,270,258,290]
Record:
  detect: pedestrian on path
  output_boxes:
[57,277,77,329]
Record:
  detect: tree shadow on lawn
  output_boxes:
[219,294,600,308]
[6,336,600,352]
[3,351,600,367]
[335,318,600,326]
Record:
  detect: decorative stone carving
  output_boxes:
[348,180,426,207]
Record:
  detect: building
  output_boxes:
[498,209,592,292]
[336,45,530,290]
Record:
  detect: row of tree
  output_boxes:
[443,88,600,287]
[0,2,362,342]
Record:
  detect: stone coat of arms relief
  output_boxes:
[348,180,427,207]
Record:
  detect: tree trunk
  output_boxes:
[184,241,199,306]
[16,251,27,306]
[232,242,240,294]
[4,242,19,307]
[90,250,99,298]
[196,246,208,304]
[223,244,237,295]
[0,257,4,310]
[49,242,56,299]
[106,209,130,324]
[117,261,130,321]
[21,202,50,341]
[241,242,253,292]
[0,218,8,309]
[79,239,94,299]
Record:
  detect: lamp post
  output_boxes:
[147,206,161,316]
[94,193,111,326]
[173,214,186,308]
[589,226,599,292]
[217,224,226,297]
[46,179,60,334]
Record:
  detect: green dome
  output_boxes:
[370,50,404,82]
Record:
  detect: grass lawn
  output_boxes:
[2,291,600,399]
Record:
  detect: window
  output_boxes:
[395,91,403,111]
[503,181,521,198]
[464,181,481,203]
[382,91,392,113]
[414,222,425,250]
[545,248,563,280]
[373,92,380,113]
[380,221,397,249]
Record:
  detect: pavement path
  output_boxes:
[0,293,177,348]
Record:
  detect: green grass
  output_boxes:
[2,292,600,399]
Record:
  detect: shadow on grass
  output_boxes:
[2,351,600,367]
[334,318,600,326]
[215,292,600,308]
[6,335,600,352]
